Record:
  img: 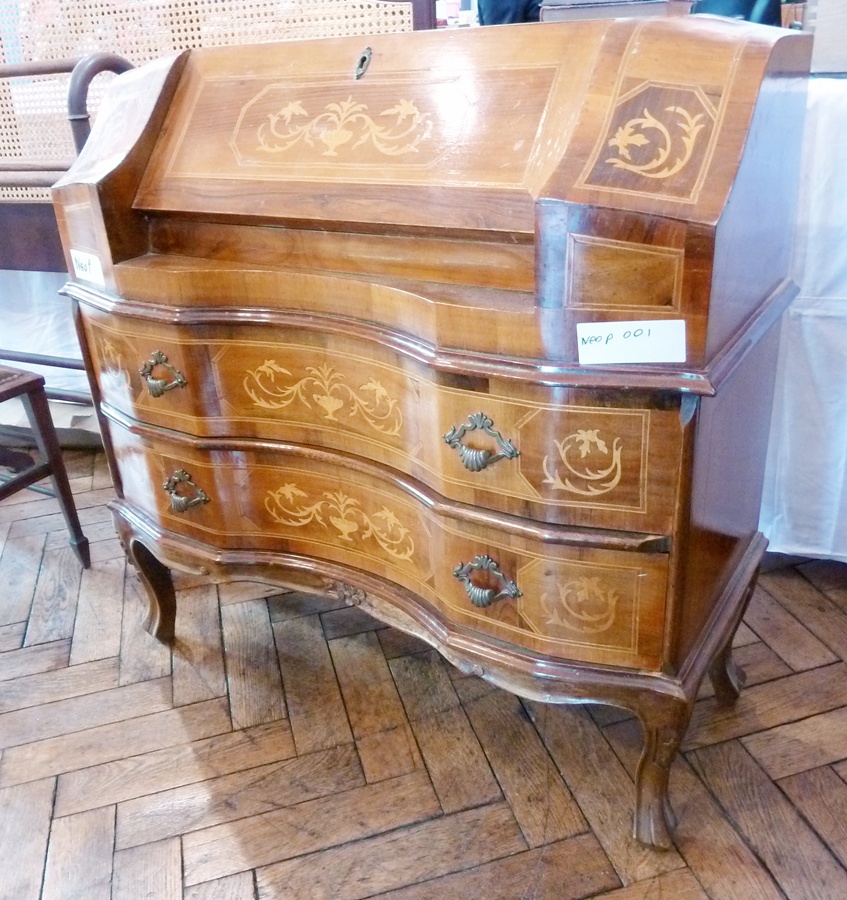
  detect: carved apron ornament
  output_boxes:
[325,580,367,606]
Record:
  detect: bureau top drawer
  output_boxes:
[81,309,688,535]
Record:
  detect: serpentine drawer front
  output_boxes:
[109,423,669,670]
[54,19,812,849]
[81,308,685,533]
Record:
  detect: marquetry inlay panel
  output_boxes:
[109,424,668,670]
[159,65,559,186]
[82,313,684,533]
[580,81,719,203]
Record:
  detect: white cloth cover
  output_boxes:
[0,268,85,392]
[759,76,847,562]
[0,268,98,437]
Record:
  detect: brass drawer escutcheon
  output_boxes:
[354,46,372,80]
[444,412,519,472]
[140,351,187,398]
[454,554,522,608]
[163,469,210,513]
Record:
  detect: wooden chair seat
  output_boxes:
[0,364,90,567]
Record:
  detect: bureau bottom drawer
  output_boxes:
[111,428,669,671]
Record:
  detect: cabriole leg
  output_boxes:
[633,701,690,849]
[126,539,176,643]
[708,642,747,706]
[708,579,755,705]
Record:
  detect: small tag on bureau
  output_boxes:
[576,320,686,365]
[70,249,106,288]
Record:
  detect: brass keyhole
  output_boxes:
[355,47,372,80]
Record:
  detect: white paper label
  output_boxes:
[576,320,686,365]
[70,249,105,287]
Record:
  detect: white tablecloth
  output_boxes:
[759,76,847,562]
[0,269,82,392]
[0,268,97,438]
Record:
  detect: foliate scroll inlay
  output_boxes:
[541,429,623,496]
[96,337,131,393]
[266,484,414,560]
[541,577,618,634]
[244,361,402,435]
[580,82,718,201]
[516,557,661,660]
[256,96,432,158]
[606,106,705,180]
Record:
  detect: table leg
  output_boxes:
[126,538,177,643]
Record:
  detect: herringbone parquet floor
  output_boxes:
[2,447,847,899]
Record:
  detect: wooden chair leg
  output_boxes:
[20,385,90,568]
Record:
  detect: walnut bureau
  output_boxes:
[53,17,812,848]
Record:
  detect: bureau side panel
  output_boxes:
[53,53,188,287]
[671,321,781,669]
[705,34,812,359]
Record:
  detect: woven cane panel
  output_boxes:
[0,0,414,200]
[0,69,82,201]
[10,1,413,62]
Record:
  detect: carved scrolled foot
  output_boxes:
[708,644,747,707]
[127,540,177,644]
[633,721,683,849]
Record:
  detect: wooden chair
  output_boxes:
[691,0,781,24]
[9,0,434,69]
[0,54,133,570]
[0,365,90,567]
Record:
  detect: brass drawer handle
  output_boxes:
[444,413,519,472]
[454,555,522,608]
[163,469,210,513]
[140,351,187,398]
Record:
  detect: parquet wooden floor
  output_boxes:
[2,448,847,899]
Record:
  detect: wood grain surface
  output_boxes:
[0,448,845,897]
